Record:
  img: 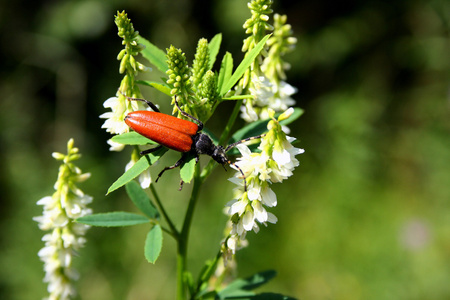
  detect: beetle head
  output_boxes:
[212,146,228,165]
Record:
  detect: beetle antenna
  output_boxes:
[229,161,247,192]
[173,98,204,131]
[225,134,266,152]
[119,91,160,113]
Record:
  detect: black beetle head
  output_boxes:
[211,146,228,165]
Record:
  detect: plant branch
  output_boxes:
[150,184,179,238]
[177,163,202,299]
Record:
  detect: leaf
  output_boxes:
[76,212,150,227]
[217,270,277,299]
[138,36,168,73]
[217,52,233,96]
[184,272,195,297]
[145,224,163,263]
[111,132,157,145]
[125,181,159,219]
[136,80,172,97]
[220,34,271,96]
[208,33,222,70]
[180,153,197,184]
[222,94,254,101]
[107,148,168,194]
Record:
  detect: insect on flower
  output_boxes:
[124,97,265,190]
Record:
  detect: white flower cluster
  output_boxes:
[34,139,92,300]
[240,74,296,122]
[225,108,304,254]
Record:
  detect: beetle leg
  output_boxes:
[155,154,186,182]
[121,93,160,113]
[178,180,184,191]
[140,145,163,155]
[229,161,248,192]
[173,98,204,131]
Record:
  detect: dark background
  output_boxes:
[1,0,449,299]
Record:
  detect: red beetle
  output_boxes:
[124,97,263,190]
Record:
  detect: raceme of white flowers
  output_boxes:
[34,139,92,300]
[225,108,304,254]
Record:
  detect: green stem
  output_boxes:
[200,99,243,184]
[150,184,179,237]
[177,163,202,300]
[219,99,243,145]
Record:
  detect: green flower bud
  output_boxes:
[165,46,193,101]
[192,38,210,88]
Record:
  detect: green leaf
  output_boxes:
[184,272,195,297]
[145,224,163,263]
[180,153,197,184]
[222,94,254,101]
[220,34,271,96]
[125,181,159,219]
[111,132,157,145]
[107,148,168,194]
[217,52,233,96]
[136,80,172,97]
[208,33,222,70]
[76,212,150,227]
[217,270,277,299]
[138,36,168,73]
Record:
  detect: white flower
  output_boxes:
[107,139,125,152]
[270,136,303,183]
[100,96,130,135]
[234,144,271,180]
[241,75,275,122]
[100,95,148,138]
[34,139,92,300]
[251,75,274,107]
[261,186,277,207]
[251,200,268,223]
[271,81,297,111]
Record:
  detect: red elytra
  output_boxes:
[125,111,198,152]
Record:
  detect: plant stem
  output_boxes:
[200,99,243,184]
[176,163,202,300]
[150,184,179,237]
[219,99,243,145]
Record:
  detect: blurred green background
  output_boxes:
[1,0,449,299]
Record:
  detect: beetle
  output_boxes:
[124,96,264,191]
